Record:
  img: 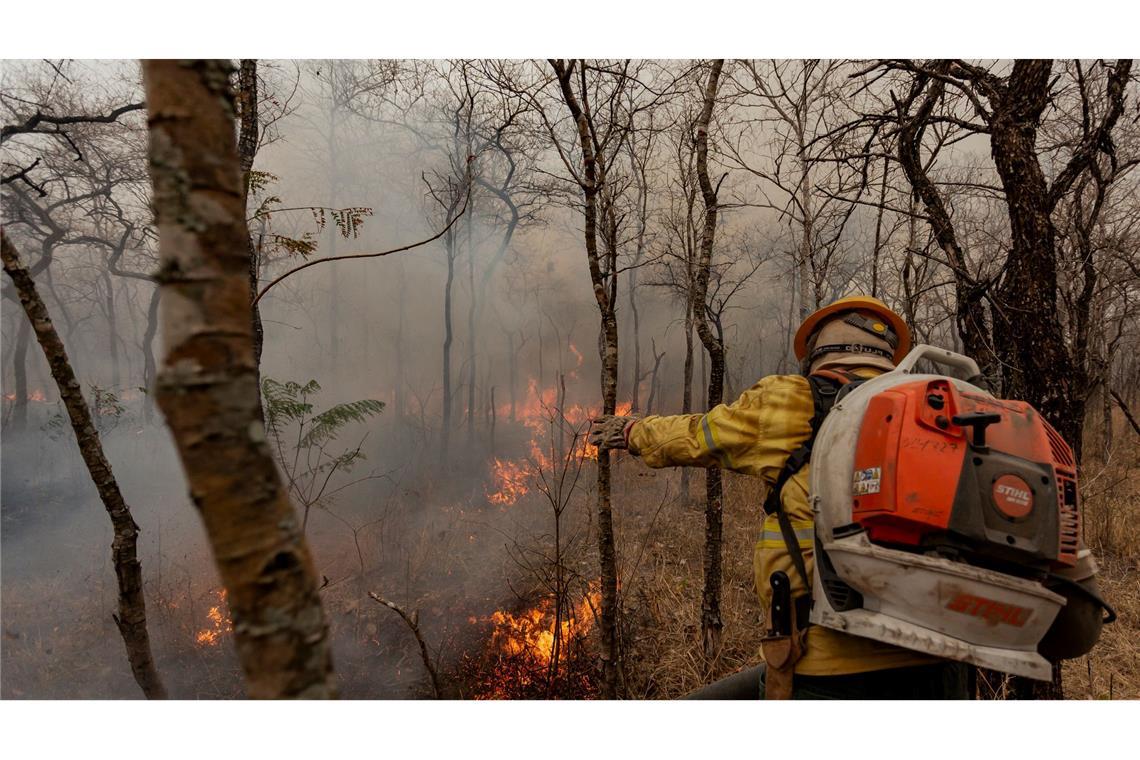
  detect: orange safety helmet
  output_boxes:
[794,295,912,364]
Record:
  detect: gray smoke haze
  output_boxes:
[1,58,1011,698]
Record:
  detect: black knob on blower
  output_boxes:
[951,411,1001,449]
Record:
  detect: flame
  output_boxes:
[467,583,602,698]
[487,457,531,505]
[4,390,48,402]
[194,589,232,647]
[568,342,584,377]
[486,589,599,665]
[483,377,633,504]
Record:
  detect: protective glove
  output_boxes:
[588,415,640,452]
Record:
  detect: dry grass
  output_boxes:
[2,417,1135,699]
[615,465,766,698]
[1060,418,1140,700]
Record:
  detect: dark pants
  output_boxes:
[684,661,973,700]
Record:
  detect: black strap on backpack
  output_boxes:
[762,370,865,627]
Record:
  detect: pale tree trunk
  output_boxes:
[692,60,725,662]
[143,59,335,699]
[2,230,166,699]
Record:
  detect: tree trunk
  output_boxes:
[798,150,815,319]
[441,229,456,469]
[466,207,477,449]
[989,61,1081,461]
[551,59,621,697]
[11,312,30,429]
[237,59,264,415]
[895,71,997,378]
[2,230,166,699]
[692,59,725,662]
[646,339,665,416]
[680,299,694,502]
[628,265,642,414]
[508,331,517,424]
[325,61,341,376]
[394,260,407,421]
[143,59,335,699]
[102,268,120,390]
[141,286,160,423]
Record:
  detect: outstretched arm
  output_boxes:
[600,377,802,477]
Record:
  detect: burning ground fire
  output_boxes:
[195,589,233,647]
[464,584,602,698]
[3,390,48,403]
[486,376,633,506]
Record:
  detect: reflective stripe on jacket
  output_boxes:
[628,371,936,676]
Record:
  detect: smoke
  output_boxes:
[1,59,870,698]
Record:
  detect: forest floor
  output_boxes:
[2,419,1136,700]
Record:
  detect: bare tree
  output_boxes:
[545,58,634,696]
[691,59,726,661]
[2,230,166,699]
[725,60,866,332]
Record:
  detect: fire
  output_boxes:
[3,390,47,402]
[568,342,584,376]
[487,457,531,505]
[486,588,600,666]
[195,589,232,647]
[465,583,602,698]
[483,376,634,505]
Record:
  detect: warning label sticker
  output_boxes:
[853,467,881,495]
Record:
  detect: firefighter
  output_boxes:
[589,295,972,699]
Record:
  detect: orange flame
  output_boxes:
[487,457,531,505]
[194,589,232,647]
[484,377,633,504]
[4,390,48,402]
[486,589,599,666]
[468,582,603,698]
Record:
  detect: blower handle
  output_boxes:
[894,344,982,380]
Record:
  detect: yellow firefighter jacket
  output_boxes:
[627,369,937,675]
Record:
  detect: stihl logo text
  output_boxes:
[994,484,1030,506]
[945,592,1030,627]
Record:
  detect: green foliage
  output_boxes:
[302,398,387,449]
[262,377,385,527]
[262,378,321,433]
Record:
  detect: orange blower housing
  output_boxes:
[850,379,1080,574]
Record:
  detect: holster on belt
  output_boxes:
[760,571,807,700]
